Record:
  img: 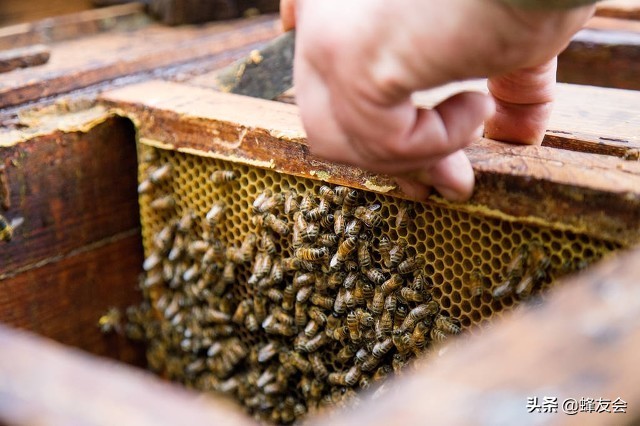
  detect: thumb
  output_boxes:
[280,0,296,31]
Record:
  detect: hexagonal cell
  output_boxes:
[132,146,620,424]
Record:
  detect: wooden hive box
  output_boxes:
[1,4,640,425]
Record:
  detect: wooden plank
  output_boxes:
[559,26,640,91]
[0,0,94,27]
[316,245,640,426]
[99,80,640,246]
[0,115,140,276]
[0,325,253,426]
[0,15,281,108]
[596,0,640,20]
[0,44,50,74]
[0,3,149,50]
[0,233,146,365]
[271,79,640,158]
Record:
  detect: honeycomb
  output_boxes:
[127,143,620,423]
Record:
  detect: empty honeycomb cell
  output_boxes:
[130,144,622,425]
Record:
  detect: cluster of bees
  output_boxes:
[122,157,463,424]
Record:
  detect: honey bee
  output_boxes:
[381,274,403,294]
[332,325,349,342]
[392,332,413,355]
[346,311,361,342]
[282,284,296,311]
[182,263,200,282]
[372,365,392,382]
[205,202,225,227]
[430,328,448,342]
[308,352,329,380]
[296,246,328,262]
[412,321,428,351]
[398,255,426,275]
[395,203,413,228]
[515,242,550,298]
[232,299,252,324]
[400,287,424,302]
[361,353,382,372]
[137,179,153,194]
[266,288,284,303]
[318,185,335,202]
[210,170,237,184]
[354,204,382,228]
[289,351,312,373]
[98,307,122,334]
[371,287,385,315]
[377,309,393,340]
[468,270,485,298]
[269,259,284,284]
[334,210,346,235]
[399,302,437,333]
[319,213,334,229]
[392,353,408,374]
[304,319,320,337]
[306,199,329,221]
[365,268,384,284]
[491,279,513,299]
[282,256,301,271]
[387,243,406,269]
[372,337,394,358]
[301,222,320,242]
[296,286,314,304]
[282,193,300,219]
[206,309,231,324]
[245,313,259,332]
[357,240,372,270]
[256,366,277,388]
[333,288,347,315]
[355,308,374,327]
[435,314,460,335]
[257,341,279,363]
[143,251,162,271]
[342,188,359,208]
[303,332,329,352]
[345,365,362,386]
[154,225,174,251]
[150,194,175,210]
[335,343,357,363]
[494,244,528,298]
[344,219,362,238]
[253,294,267,323]
[256,192,284,214]
[308,306,327,325]
[317,233,339,248]
[295,302,308,327]
[263,213,289,235]
[310,293,334,310]
[263,382,285,395]
[217,377,240,394]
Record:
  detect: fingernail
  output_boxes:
[436,186,466,202]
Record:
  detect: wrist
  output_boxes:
[500,0,598,9]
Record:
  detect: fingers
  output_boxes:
[280,0,296,31]
[485,58,557,144]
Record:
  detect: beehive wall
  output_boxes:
[132,143,619,423]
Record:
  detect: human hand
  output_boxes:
[280,0,594,201]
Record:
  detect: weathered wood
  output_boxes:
[99,80,640,246]
[596,0,640,20]
[0,15,281,108]
[313,245,640,426]
[0,233,145,365]
[410,80,640,157]
[0,44,50,74]
[559,26,640,91]
[0,114,139,276]
[0,325,254,426]
[0,112,144,362]
[0,0,94,27]
[0,3,149,50]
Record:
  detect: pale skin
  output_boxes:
[280,0,595,201]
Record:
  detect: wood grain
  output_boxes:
[99,80,640,246]
[0,44,50,74]
[0,116,140,276]
[596,0,640,20]
[0,325,254,426]
[0,15,281,108]
[0,233,146,365]
[0,0,94,26]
